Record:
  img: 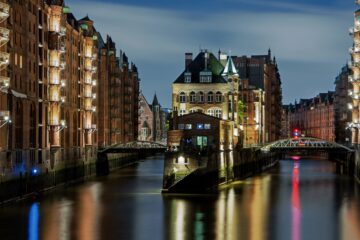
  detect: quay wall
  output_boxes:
[0,151,138,204]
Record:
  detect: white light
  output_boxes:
[348,103,353,110]
[92,80,97,86]
[60,120,66,127]
[177,156,186,165]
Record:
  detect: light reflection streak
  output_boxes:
[59,200,73,240]
[28,203,40,240]
[292,162,301,240]
[340,200,360,240]
[175,200,186,240]
[216,191,226,240]
[77,183,103,240]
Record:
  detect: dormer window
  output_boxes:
[200,71,212,83]
[184,72,192,83]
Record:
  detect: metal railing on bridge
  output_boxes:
[99,141,167,154]
[261,137,354,153]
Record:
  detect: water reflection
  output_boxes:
[76,183,103,240]
[292,161,301,240]
[1,157,360,240]
[28,203,39,240]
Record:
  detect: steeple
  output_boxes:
[152,93,160,107]
[222,56,238,77]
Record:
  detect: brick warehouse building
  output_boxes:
[0,0,139,180]
[284,92,335,142]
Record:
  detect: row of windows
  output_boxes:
[178,123,212,130]
[179,109,222,118]
[184,71,213,83]
[179,92,224,103]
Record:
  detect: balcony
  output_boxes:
[0,76,9,89]
[84,91,92,98]
[0,2,10,19]
[0,27,9,46]
[59,27,66,36]
[0,52,9,67]
[59,44,66,53]
[84,104,93,111]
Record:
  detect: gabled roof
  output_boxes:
[174,51,227,84]
[79,15,92,22]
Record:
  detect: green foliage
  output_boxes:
[237,100,246,121]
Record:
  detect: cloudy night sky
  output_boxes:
[67,0,353,107]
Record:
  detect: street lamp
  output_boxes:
[0,111,11,128]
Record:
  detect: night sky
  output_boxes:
[67,0,353,107]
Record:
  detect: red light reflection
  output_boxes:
[292,162,301,240]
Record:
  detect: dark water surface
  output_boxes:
[0,155,359,240]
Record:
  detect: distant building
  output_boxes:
[138,93,153,141]
[334,65,352,144]
[138,93,168,142]
[280,105,291,139]
[286,92,335,142]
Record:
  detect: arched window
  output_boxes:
[207,109,215,117]
[190,92,196,103]
[207,108,222,119]
[179,92,186,103]
[198,92,204,103]
[215,109,222,118]
[216,92,223,103]
[207,92,214,103]
[190,108,204,113]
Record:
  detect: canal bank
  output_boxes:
[0,152,139,205]
[0,155,360,240]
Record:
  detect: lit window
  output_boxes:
[197,124,204,129]
[185,124,192,130]
[204,124,211,129]
[215,109,222,118]
[207,109,215,116]
[178,124,185,130]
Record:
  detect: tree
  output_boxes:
[237,100,246,121]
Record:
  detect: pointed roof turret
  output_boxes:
[152,93,160,107]
[222,56,238,77]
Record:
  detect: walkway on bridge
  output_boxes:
[99,141,167,154]
[261,137,354,153]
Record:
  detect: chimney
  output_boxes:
[173,107,179,130]
[185,53,193,69]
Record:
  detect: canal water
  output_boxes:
[0,155,359,240]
